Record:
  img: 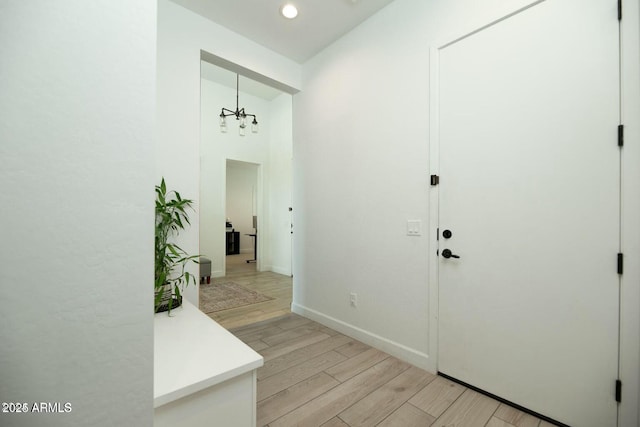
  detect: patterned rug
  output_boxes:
[199,281,274,313]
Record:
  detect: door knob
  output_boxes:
[441,249,460,259]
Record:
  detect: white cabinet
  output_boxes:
[154,301,263,427]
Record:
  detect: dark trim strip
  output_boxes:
[618,124,624,147]
[437,372,570,427]
[618,0,622,21]
[618,252,624,274]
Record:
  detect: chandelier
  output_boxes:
[219,74,258,136]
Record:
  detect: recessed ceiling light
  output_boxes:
[281,3,298,19]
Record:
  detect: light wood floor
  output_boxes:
[203,253,293,329]
[205,256,557,426]
[231,314,557,427]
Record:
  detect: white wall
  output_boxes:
[268,94,293,276]
[157,0,300,303]
[291,1,640,424]
[0,1,155,426]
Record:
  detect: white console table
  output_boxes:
[154,301,263,427]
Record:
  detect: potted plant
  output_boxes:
[155,178,199,313]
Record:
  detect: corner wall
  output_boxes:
[0,1,155,426]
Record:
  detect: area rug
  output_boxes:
[200,282,273,313]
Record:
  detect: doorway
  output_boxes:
[225,159,259,273]
[199,58,293,279]
[432,1,620,426]
[198,56,294,329]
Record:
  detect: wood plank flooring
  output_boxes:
[230,314,556,427]
[206,259,556,426]
[203,253,292,329]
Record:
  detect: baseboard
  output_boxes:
[270,265,291,276]
[291,303,435,373]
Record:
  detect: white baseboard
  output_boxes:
[291,303,435,373]
[270,265,291,276]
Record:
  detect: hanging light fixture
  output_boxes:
[219,74,258,136]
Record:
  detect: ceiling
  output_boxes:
[171,0,399,64]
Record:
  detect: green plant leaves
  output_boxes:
[155,177,200,314]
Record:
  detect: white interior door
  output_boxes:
[437,1,620,426]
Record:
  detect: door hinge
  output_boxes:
[618,124,624,147]
[616,379,622,402]
[618,0,622,20]
[430,175,439,186]
[617,253,624,274]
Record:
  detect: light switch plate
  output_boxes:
[407,220,422,236]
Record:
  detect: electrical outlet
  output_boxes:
[350,292,357,307]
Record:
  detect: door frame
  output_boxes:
[618,2,640,426]
[223,159,263,274]
[427,0,639,423]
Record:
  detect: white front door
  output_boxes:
[437,1,620,426]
